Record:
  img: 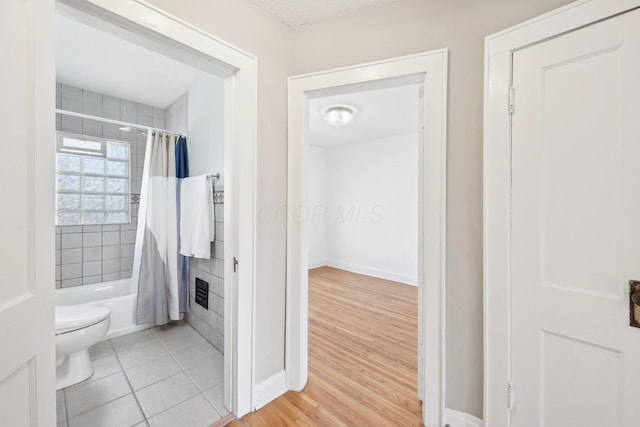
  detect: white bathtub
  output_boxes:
[55,279,154,339]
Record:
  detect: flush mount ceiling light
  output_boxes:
[322,105,357,126]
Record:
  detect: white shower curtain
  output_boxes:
[133,132,180,325]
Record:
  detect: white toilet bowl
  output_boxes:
[55,305,111,390]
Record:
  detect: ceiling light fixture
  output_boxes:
[322,105,357,126]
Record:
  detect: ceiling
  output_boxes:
[57,8,418,144]
[248,0,402,27]
[309,84,420,148]
[56,14,209,109]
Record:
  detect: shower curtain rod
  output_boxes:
[55,109,187,137]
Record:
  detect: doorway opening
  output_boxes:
[53,0,257,424]
[287,50,448,426]
[304,83,422,423]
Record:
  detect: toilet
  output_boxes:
[55,305,111,390]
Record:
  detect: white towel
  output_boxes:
[179,174,215,258]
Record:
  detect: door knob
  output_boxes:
[629,280,640,328]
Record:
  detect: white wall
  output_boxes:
[291,0,575,417]
[308,145,327,268]
[309,133,418,285]
[147,0,575,416]
[188,75,225,181]
[147,0,291,386]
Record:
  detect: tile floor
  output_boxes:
[57,321,229,427]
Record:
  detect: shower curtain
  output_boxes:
[134,132,185,325]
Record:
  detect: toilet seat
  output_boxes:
[55,305,111,335]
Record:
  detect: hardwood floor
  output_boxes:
[229,266,421,426]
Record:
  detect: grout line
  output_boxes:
[111,337,148,424]
[157,329,195,372]
[201,384,230,420]
[62,365,121,391]
[74,322,226,425]
[146,392,215,425]
[129,361,182,393]
[135,371,197,421]
[63,370,128,420]
[62,390,70,427]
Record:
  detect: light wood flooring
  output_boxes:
[229,266,421,426]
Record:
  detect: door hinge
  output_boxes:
[508,382,514,412]
[508,86,515,114]
[233,257,238,273]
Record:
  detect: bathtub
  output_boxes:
[55,279,154,339]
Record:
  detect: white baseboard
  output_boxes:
[253,370,287,410]
[445,408,484,427]
[308,259,328,269]
[326,259,418,286]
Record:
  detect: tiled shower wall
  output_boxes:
[164,92,188,134]
[165,91,226,353]
[185,188,225,353]
[55,83,164,288]
[55,84,226,352]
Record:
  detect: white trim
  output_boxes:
[483,1,640,426]
[324,260,418,287]
[58,0,258,417]
[287,49,448,427]
[445,409,484,427]
[308,260,328,270]
[252,370,288,410]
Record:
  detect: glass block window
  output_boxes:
[56,133,130,226]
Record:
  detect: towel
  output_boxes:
[179,174,215,258]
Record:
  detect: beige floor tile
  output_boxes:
[160,327,206,353]
[171,342,221,371]
[64,371,131,418]
[111,329,157,352]
[135,372,199,418]
[117,340,167,369]
[203,383,229,416]
[62,321,227,425]
[67,394,144,427]
[89,340,114,360]
[148,394,221,427]
[186,359,224,391]
[125,355,182,391]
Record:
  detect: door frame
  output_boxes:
[57,0,258,417]
[484,0,640,425]
[286,49,448,426]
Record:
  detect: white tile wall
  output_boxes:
[56,83,164,288]
[164,93,188,135]
[184,187,225,354]
[165,92,227,352]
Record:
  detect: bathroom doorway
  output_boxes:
[51,1,256,423]
[0,0,256,424]
[286,51,448,426]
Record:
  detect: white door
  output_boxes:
[510,8,640,427]
[0,0,56,425]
